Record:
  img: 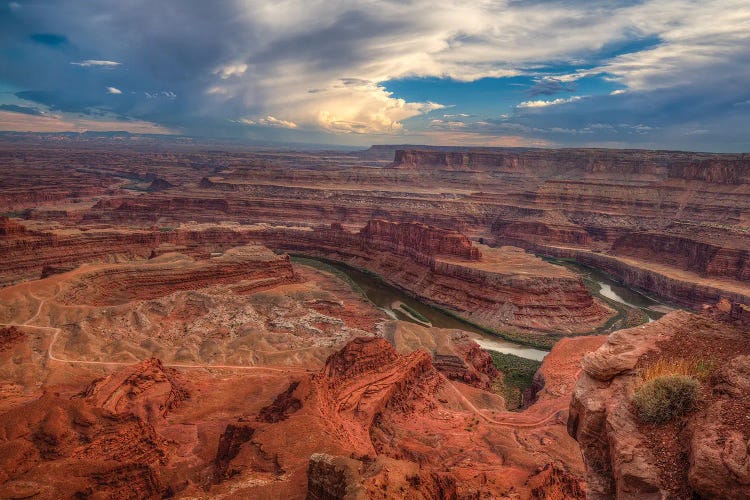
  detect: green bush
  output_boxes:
[489,351,542,410]
[633,374,699,423]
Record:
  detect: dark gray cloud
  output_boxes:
[29,33,68,46]
[527,78,576,96]
[0,104,44,115]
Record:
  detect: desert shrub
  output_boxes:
[633,374,699,423]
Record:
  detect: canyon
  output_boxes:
[6,142,746,308]
[0,137,749,498]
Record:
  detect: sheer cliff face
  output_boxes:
[568,304,750,499]
[360,219,481,261]
[393,148,750,184]
[39,145,743,309]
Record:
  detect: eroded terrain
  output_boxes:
[1,139,749,498]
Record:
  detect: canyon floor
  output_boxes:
[0,138,749,498]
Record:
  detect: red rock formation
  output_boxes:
[0,217,26,237]
[431,333,499,390]
[0,326,24,351]
[494,220,591,247]
[0,393,168,499]
[569,306,750,498]
[306,453,459,500]
[56,245,296,306]
[206,336,595,498]
[81,358,188,422]
[146,178,174,192]
[525,463,586,499]
[261,222,613,338]
[4,143,749,310]
[360,219,481,260]
[611,231,750,281]
[393,148,750,182]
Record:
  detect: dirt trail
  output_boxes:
[6,293,579,428]
[445,372,579,428]
[1,299,311,374]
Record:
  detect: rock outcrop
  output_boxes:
[360,219,481,261]
[4,144,750,309]
[569,304,750,498]
[56,245,296,306]
[305,453,459,500]
[0,390,168,499]
[0,217,26,237]
[206,335,597,498]
[0,326,24,351]
[81,358,188,423]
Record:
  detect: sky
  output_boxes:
[0,0,749,151]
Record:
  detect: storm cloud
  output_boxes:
[0,0,748,150]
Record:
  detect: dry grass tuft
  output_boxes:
[637,357,712,385]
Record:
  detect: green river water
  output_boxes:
[293,256,673,361]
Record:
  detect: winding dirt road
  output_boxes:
[445,378,569,428]
[0,293,311,373]
[3,293,578,428]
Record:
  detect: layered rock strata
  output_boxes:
[0,358,187,499]
[0,218,612,338]
[4,143,750,309]
[263,220,613,336]
[56,245,296,306]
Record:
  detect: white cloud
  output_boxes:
[214,63,248,79]
[8,2,20,11]
[239,115,298,129]
[106,86,122,94]
[206,86,228,95]
[517,96,583,108]
[206,0,642,135]
[0,111,174,134]
[586,0,750,92]
[71,60,121,67]
[9,0,750,146]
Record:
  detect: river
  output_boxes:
[294,256,673,362]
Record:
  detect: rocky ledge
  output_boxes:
[56,244,296,306]
[568,299,750,498]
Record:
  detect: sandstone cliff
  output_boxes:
[55,245,296,306]
[568,303,750,498]
[0,365,178,499]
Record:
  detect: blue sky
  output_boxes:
[1,0,749,151]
